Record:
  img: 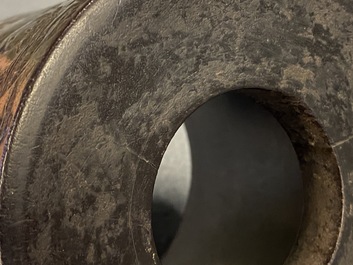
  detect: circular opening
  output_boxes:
[152,92,305,265]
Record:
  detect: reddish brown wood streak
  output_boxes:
[0,0,91,163]
[0,56,10,71]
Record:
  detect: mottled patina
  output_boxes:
[0,0,352,264]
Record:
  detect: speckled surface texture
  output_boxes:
[0,0,353,264]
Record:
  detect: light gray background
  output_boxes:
[0,0,63,19]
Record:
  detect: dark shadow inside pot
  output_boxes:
[152,92,305,265]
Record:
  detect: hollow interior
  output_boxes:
[152,92,306,265]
